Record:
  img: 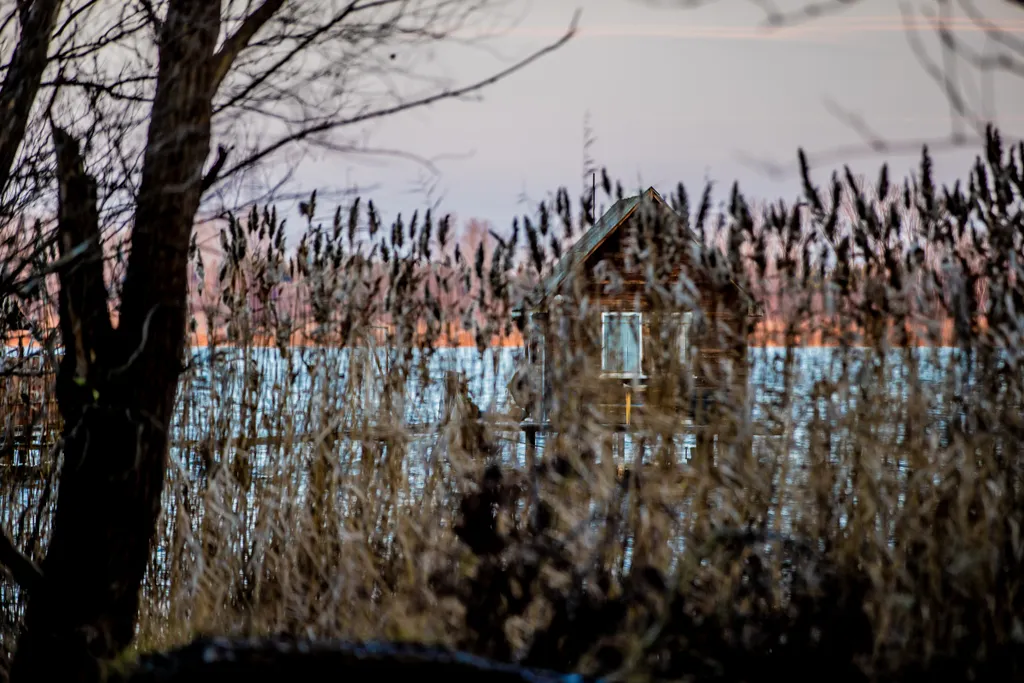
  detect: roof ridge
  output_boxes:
[534,186,687,304]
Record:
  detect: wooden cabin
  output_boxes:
[511,187,761,428]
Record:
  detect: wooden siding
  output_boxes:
[535,219,751,424]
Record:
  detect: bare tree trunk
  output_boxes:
[11,2,221,680]
[0,0,62,196]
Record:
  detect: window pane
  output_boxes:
[679,311,693,362]
[603,313,641,374]
[620,316,640,373]
[603,314,621,372]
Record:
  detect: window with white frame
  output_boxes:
[601,312,643,377]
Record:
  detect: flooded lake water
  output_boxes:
[163,343,971,507]
[0,343,977,637]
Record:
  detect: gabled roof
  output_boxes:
[512,185,761,318]
[539,186,676,300]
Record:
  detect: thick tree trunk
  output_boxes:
[11,2,221,681]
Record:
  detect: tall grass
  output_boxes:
[1,128,1023,680]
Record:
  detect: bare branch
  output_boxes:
[213,2,362,115]
[211,0,288,92]
[643,0,867,25]
[960,0,1024,56]
[756,0,866,27]
[136,0,162,33]
[42,74,154,104]
[735,133,988,178]
[200,143,230,195]
[214,9,581,185]
[0,527,42,592]
[654,0,1023,174]
[906,0,981,141]
[821,97,888,152]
